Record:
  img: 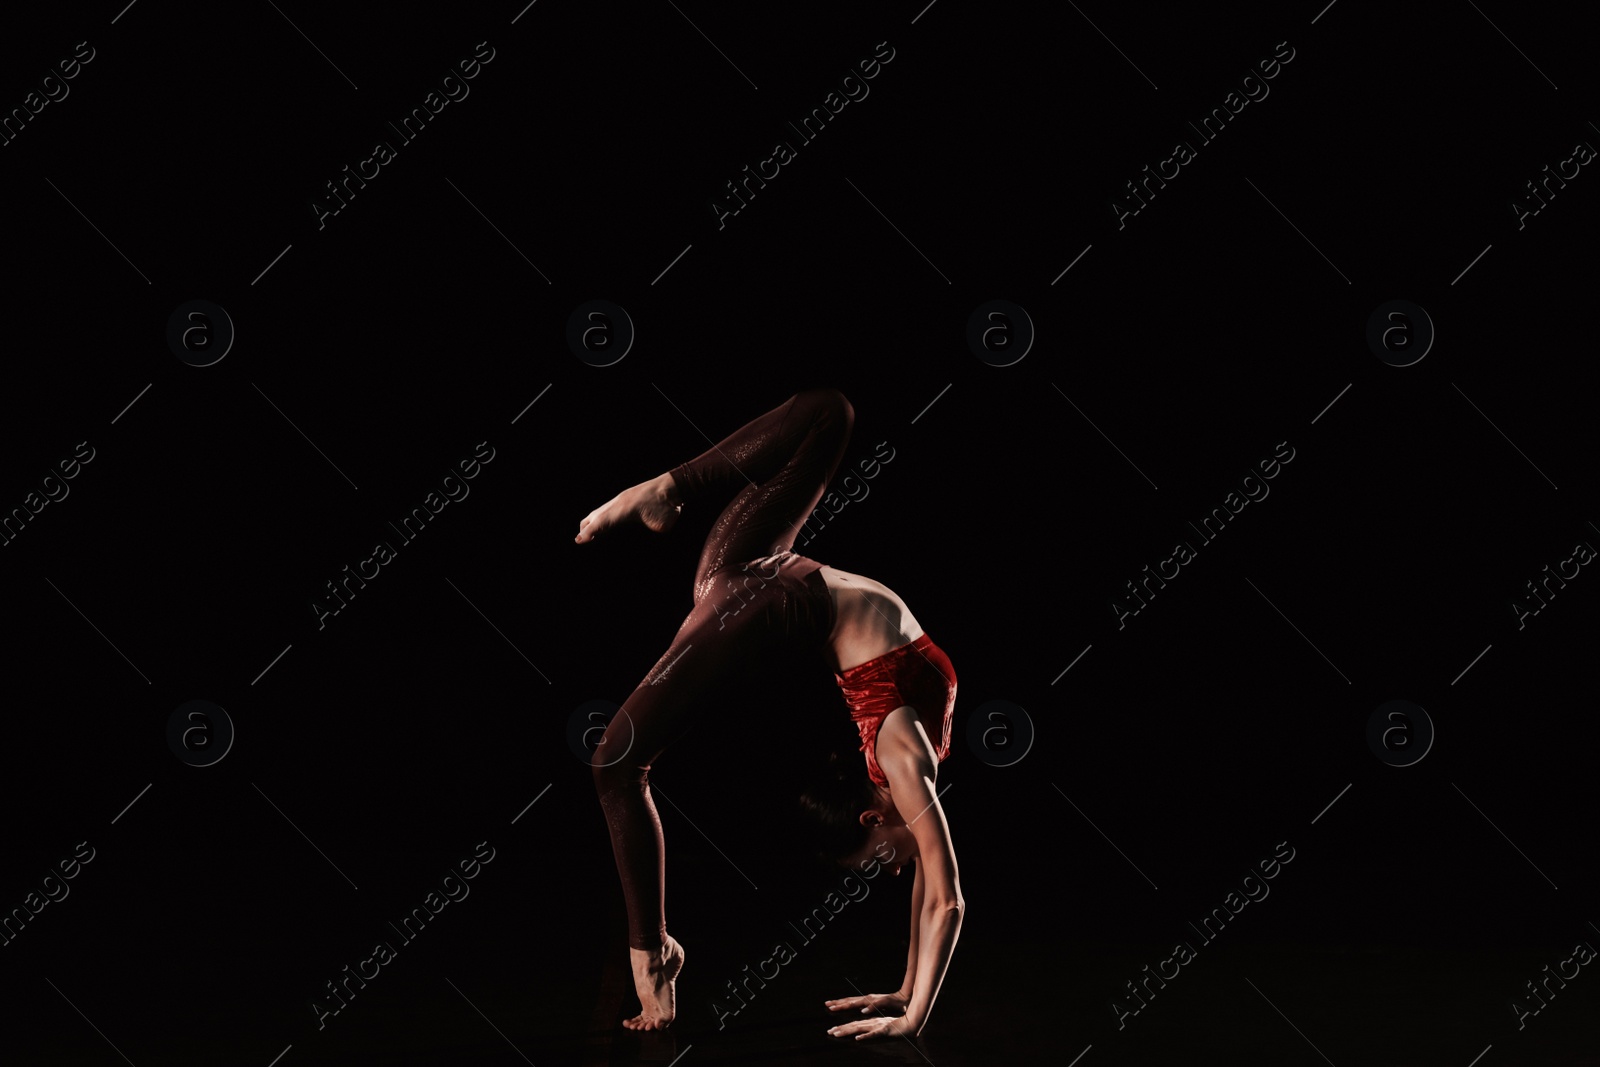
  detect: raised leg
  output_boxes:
[669,387,854,597]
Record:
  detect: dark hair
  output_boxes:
[796,751,879,864]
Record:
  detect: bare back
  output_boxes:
[818,565,925,672]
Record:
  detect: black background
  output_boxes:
[2,1,1596,1064]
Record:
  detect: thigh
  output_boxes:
[594,587,781,773]
[690,392,852,593]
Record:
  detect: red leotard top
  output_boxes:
[835,633,957,787]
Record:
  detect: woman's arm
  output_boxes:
[890,769,963,1034]
[828,707,964,1040]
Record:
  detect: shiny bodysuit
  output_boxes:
[591,388,956,950]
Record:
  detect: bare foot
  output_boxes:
[576,474,681,544]
[622,935,685,1030]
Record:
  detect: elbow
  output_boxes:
[927,895,964,918]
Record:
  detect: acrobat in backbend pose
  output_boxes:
[575,388,963,1041]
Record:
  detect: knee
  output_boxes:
[796,387,854,434]
[592,753,646,803]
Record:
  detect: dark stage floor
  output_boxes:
[8,845,1597,1067]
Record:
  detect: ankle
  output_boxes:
[655,472,682,506]
[631,936,679,969]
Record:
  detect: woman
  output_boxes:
[576,388,964,1041]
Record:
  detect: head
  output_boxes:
[796,752,919,876]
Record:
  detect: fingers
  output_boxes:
[826,1019,883,1040]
